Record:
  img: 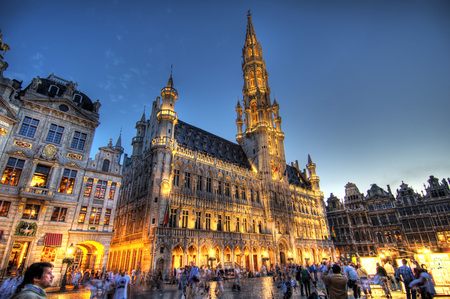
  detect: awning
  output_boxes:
[44,233,62,247]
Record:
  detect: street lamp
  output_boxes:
[208,250,216,269]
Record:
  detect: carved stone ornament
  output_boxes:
[15,221,37,237]
[42,144,57,159]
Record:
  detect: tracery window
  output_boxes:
[184,172,191,189]
[173,169,180,186]
[206,177,212,193]
[182,210,188,228]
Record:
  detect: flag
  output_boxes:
[331,227,336,240]
[274,167,279,173]
[163,204,169,227]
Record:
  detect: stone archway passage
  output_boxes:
[74,241,104,271]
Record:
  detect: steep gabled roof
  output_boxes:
[174,120,251,169]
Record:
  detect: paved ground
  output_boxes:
[46,277,423,299]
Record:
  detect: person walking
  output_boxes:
[113,270,130,299]
[321,264,348,299]
[356,263,373,298]
[11,262,54,299]
[395,259,417,299]
[376,262,391,299]
[343,262,360,299]
[384,261,399,292]
[300,265,312,297]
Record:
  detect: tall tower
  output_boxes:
[237,11,286,181]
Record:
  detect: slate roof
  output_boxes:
[173,120,311,189]
[174,120,252,169]
[27,76,94,112]
[286,164,312,190]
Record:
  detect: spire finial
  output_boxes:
[247,10,252,19]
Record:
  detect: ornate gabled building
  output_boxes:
[0,38,123,284]
[109,12,334,276]
[326,176,450,263]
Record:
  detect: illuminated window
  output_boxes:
[102,159,110,172]
[1,157,25,186]
[18,116,39,138]
[173,169,179,186]
[31,164,51,187]
[51,207,67,222]
[58,169,77,194]
[104,209,111,225]
[256,69,263,87]
[84,178,93,197]
[45,124,64,144]
[78,206,87,223]
[40,247,58,262]
[22,204,40,220]
[0,201,11,217]
[108,182,117,199]
[94,180,107,199]
[70,131,87,150]
[89,207,102,224]
[249,71,255,87]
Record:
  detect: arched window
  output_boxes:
[249,71,255,88]
[256,69,263,87]
[102,159,110,172]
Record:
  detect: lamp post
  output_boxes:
[208,250,216,270]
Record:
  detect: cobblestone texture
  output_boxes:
[46,277,422,299]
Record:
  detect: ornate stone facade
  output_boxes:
[0,46,123,285]
[326,176,450,262]
[109,12,334,276]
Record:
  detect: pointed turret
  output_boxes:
[307,154,320,191]
[131,108,146,158]
[156,70,178,142]
[114,129,124,155]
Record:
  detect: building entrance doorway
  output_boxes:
[7,241,30,275]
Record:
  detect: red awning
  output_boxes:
[44,233,62,247]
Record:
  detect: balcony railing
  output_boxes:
[20,186,55,201]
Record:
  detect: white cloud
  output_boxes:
[105,50,123,66]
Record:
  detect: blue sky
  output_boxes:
[1,0,449,200]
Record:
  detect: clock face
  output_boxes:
[43,144,57,158]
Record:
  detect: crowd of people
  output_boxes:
[0,258,437,299]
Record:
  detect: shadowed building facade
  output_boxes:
[109,12,334,276]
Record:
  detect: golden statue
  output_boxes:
[0,29,11,57]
